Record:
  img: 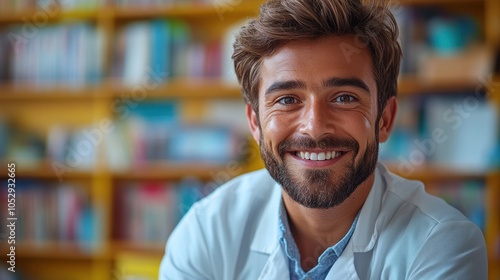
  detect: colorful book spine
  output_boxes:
[3,23,103,87]
[0,181,103,248]
[115,177,212,243]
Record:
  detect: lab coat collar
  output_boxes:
[350,162,387,253]
[257,241,291,280]
[249,179,282,254]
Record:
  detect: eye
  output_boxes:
[277,96,299,105]
[334,94,356,103]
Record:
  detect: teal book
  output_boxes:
[150,19,172,82]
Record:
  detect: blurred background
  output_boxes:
[0,0,498,279]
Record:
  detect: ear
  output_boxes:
[246,103,261,144]
[378,96,397,143]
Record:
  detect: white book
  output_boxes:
[104,122,132,171]
[221,20,247,84]
[123,22,151,86]
[426,97,498,171]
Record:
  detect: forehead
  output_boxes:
[259,36,376,94]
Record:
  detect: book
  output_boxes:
[115,177,214,243]
[168,124,242,163]
[221,21,246,84]
[118,182,177,242]
[0,118,8,159]
[4,22,103,87]
[0,181,102,247]
[119,20,173,85]
[381,93,499,173]
[171,20,190,77]
[0,30,7,82]
[115,18,225,83]
[424,95,498,171]
[123,22,152,86]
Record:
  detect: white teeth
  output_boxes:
[318,152,326,160]
[296,151,342,161]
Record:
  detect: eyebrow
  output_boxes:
[323,77,370,93]
[265,80,306,95]
[264,77,370,96]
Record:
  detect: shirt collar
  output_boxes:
[278,199,359,277]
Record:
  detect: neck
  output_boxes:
[282,173,374,271]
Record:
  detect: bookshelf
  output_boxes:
[0,1,498,280]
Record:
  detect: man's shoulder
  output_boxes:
[361,164,487,279]
[162,169,280,279]
[188,168,280,223]
[381,164,474,225]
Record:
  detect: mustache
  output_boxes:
[278,136,359,156]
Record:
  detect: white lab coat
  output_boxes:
[160,163,487,280]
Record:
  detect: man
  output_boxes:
[160,0,487,279]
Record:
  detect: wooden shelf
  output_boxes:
[0,160,245,181]
[0,0,483,23]
[385,162,491,181]
[112,3,259,20]
[112,161,239,181]
[112,78,242,99]
[0,84,105,101]
[0,161,97,180]
[0,79,242,101]
[491,75,500,100]
[0,8,101,24]
[0,1,262,23]
[0,240,167,259]
[398,76,482,96]
[397,0,484,6]
[112,241,165,255]
[0,240,111,260]
[0,240,165,260]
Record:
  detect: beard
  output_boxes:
[260,134,379,209]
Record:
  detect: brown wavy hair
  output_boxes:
[232,0,402,116]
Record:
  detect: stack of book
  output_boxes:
[112,19,221,85]
[4,23,103,87]
[0,181,103,248]
[113,177,206,243]
[0,0,104,12]
[380,95,498,172]
[105,100,246,170]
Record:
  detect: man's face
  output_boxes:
[246,36,395,209]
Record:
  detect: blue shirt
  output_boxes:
[278,200,359,280]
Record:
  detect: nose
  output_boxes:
[298,99,335,139]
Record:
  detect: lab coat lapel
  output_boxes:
[249,181,288,280]
[326,163,387,280]
[257,243,290,280]
[325,238,360,280]
[250,182,282,254]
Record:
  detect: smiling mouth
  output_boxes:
[294,151,346,161]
